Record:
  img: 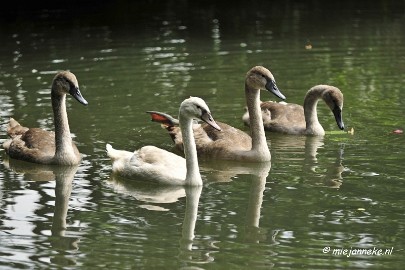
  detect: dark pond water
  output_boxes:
[1,1,404,269]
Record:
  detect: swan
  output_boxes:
[147,66,286,162]
[3,71,88,165]
[106,97,221,186]
[242,84,344,135]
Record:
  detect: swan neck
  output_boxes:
[52,91,73,158]
[245,83,270,157]
[179,114,202,186]
[303,88,323,134]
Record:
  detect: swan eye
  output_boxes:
[198,106,208,116]
[60,77,73,88]
[61,77,69,84]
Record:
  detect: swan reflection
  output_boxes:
[271,135,344,188]
[107,174,214,264]
[203,160,272,243]
[178,185,214,264]
[107,174,186,211]
[50,165,80,251]
[3,157,80,264]
[303,136,344,188]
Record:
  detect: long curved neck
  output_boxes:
[245,83,270,160]
[52,90,74,159]
[179,114,202,186]
[303,87,324,135]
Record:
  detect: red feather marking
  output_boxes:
[150,113,169,123]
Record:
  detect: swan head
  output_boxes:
[180,97,221,131]
[322,86,344,130]
[246,66,286,100]
[53,71,88,105]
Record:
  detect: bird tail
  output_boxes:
[6,118,29,137]
[106,143,121,161]
[146,111,179,127]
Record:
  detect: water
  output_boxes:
[1,1,405,269]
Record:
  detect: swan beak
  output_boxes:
[265,80,286,100]
[201,112,221,131]
[70,87,88,105]
[333,106,345,130]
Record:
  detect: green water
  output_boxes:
[1,1,404,269]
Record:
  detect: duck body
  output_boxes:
[243,85,344,136]
[107,97,221,186]
[3,71,88,165]
[148,66,286,162]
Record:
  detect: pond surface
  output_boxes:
[1,1,405,269]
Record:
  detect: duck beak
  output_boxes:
[333,106,345,130]
[201,111,221,131]
[70,86,88,105]
[265,80,286,100]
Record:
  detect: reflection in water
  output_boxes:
[303,136,325,167]
[49,165,80,266]
[50,166,80,248]
[178,185,214,264]
[203,161,272,244]
[303,136,344,188]
[322,143,345,188]
[243,162,271,244]
[3,158,80,265]
[271,135,344,188]
[108,174,186,211]
[107,176,214,264]
[3,157,58,181]
[200,160,271,184]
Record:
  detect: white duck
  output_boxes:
[106,97,221,186]
[3,71,88,165]
[147,66,286,162]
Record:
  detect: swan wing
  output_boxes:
[166,121,251,157]
[260,101,306,134]
[107,144,187,185]
[4,125,56,164]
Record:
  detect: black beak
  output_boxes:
[201,111,221,131]
[333,106,344,130]
[265,80,286,100]
[70,86,88,105]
